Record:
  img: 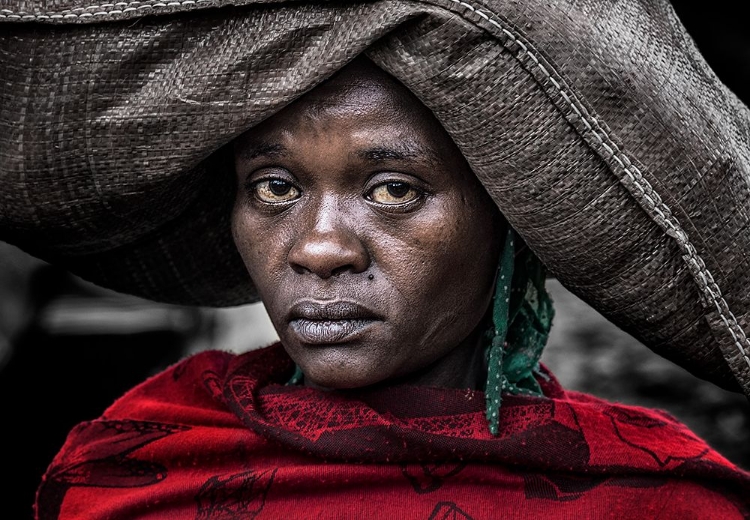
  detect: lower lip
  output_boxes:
[289,319,377,344]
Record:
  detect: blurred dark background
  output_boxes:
[1,3,749,519]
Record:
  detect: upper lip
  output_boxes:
[288,300,381,321]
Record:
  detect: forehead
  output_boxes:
[234,59,453,159]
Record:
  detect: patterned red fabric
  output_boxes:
[36,343,750,519]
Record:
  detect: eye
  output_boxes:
[368,181,422,205]
[252,179,301,204]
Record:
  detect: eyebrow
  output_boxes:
[237,140,441,166]
[236,142,287,161]
[357,143,440,166]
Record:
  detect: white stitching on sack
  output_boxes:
[446,0,750,372]
[0,0,207,19]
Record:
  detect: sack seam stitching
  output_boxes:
[0,0,208,19]
[443,0,750,373]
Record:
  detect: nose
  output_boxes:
[288,198,370,279]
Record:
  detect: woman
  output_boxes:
[27,56,748,520]
[1,0,749,518]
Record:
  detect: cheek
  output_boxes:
[374,198,500,341]
[429,213,499,348]
[231,209,261,271]
[405,200,498,294]
[231,206,288,297]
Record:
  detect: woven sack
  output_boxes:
[1,0,749,398]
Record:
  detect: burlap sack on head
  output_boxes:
[1,0,749,397]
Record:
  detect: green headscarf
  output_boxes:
[484,228,555,435]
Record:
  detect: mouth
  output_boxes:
[287,300,381,345]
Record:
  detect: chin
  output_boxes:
[286,339,394,390]
[301,364,387,391]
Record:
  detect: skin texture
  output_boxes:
[232,58,503,390]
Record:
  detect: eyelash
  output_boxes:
[248,178,301,205]
[365,181,425,208]
[245,175,428,211]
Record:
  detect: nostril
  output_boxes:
[331,265,351,277]
[289,261,307,276]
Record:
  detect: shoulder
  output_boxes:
[100,348,238,423]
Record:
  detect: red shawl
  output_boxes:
[36,343,750,519]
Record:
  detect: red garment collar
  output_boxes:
[211,343,746,483]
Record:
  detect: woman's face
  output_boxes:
[232,59,502,390]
